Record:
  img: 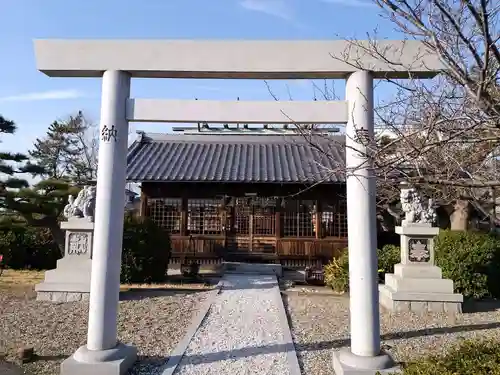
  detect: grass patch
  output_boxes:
[400,338,500,375]
[0,269,214,293]
[0,269,44,286]
[119,282,214,292]
[0,269,44,297]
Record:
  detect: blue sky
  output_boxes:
[0,0,400,154]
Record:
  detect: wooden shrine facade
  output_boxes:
[127,132,347,267]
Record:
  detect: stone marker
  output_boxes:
[35,186,96,302]
[379,184,464,314]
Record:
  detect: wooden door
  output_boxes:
[251,199,277,254]
[225,197,278,256]
[226,198,252,252]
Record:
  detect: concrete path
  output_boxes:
[164,274,300,375]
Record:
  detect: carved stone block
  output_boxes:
[397,226,437,266]
[36,219,94,302]
[67,232,91,257]
[408,238,430,263]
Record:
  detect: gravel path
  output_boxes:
[174,274,294,375]
[0,289,210,375]
[284,293,500,375]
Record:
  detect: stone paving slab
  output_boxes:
[162,274,300,375]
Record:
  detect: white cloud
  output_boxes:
[320,0,375,7]
[239,0,293,20]
[0,89,85,102]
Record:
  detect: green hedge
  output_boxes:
[435,230,500,299]
[377,244,400,276]
[399,339,500,375]
[0,227,60,270]
[0,216,172,284]
[120,215,171,284]
[324,230,500,300]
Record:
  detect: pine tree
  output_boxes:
[0,113,96,253]
[0,115,41,227]
[29,111,97,184]
[0,115,31,191]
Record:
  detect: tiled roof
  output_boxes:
[126,133,345,183]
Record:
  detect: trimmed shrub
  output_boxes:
[377,244,400,278]
[324,230,500,299]
[0,227,60,269]
[120,215,171,284]
[324,245,400,293]
[435,230,500,299]
[324,249,349,292]
[401,339,500,375]
[0,229,25,269]
[23,227,61,269]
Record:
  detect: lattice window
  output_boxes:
[187,199,223,235]
[252,198,276,235]
[282,200,316,237]
[321,199,347,237]
[147,198,181,234]
[233,198,250,235]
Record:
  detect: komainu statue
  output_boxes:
[400,186,437,226]
[63,185,97,220]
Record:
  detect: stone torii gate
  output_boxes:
[33,39,443,375]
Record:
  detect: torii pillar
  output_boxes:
[332,71,400,374]
[62,70,137,374]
